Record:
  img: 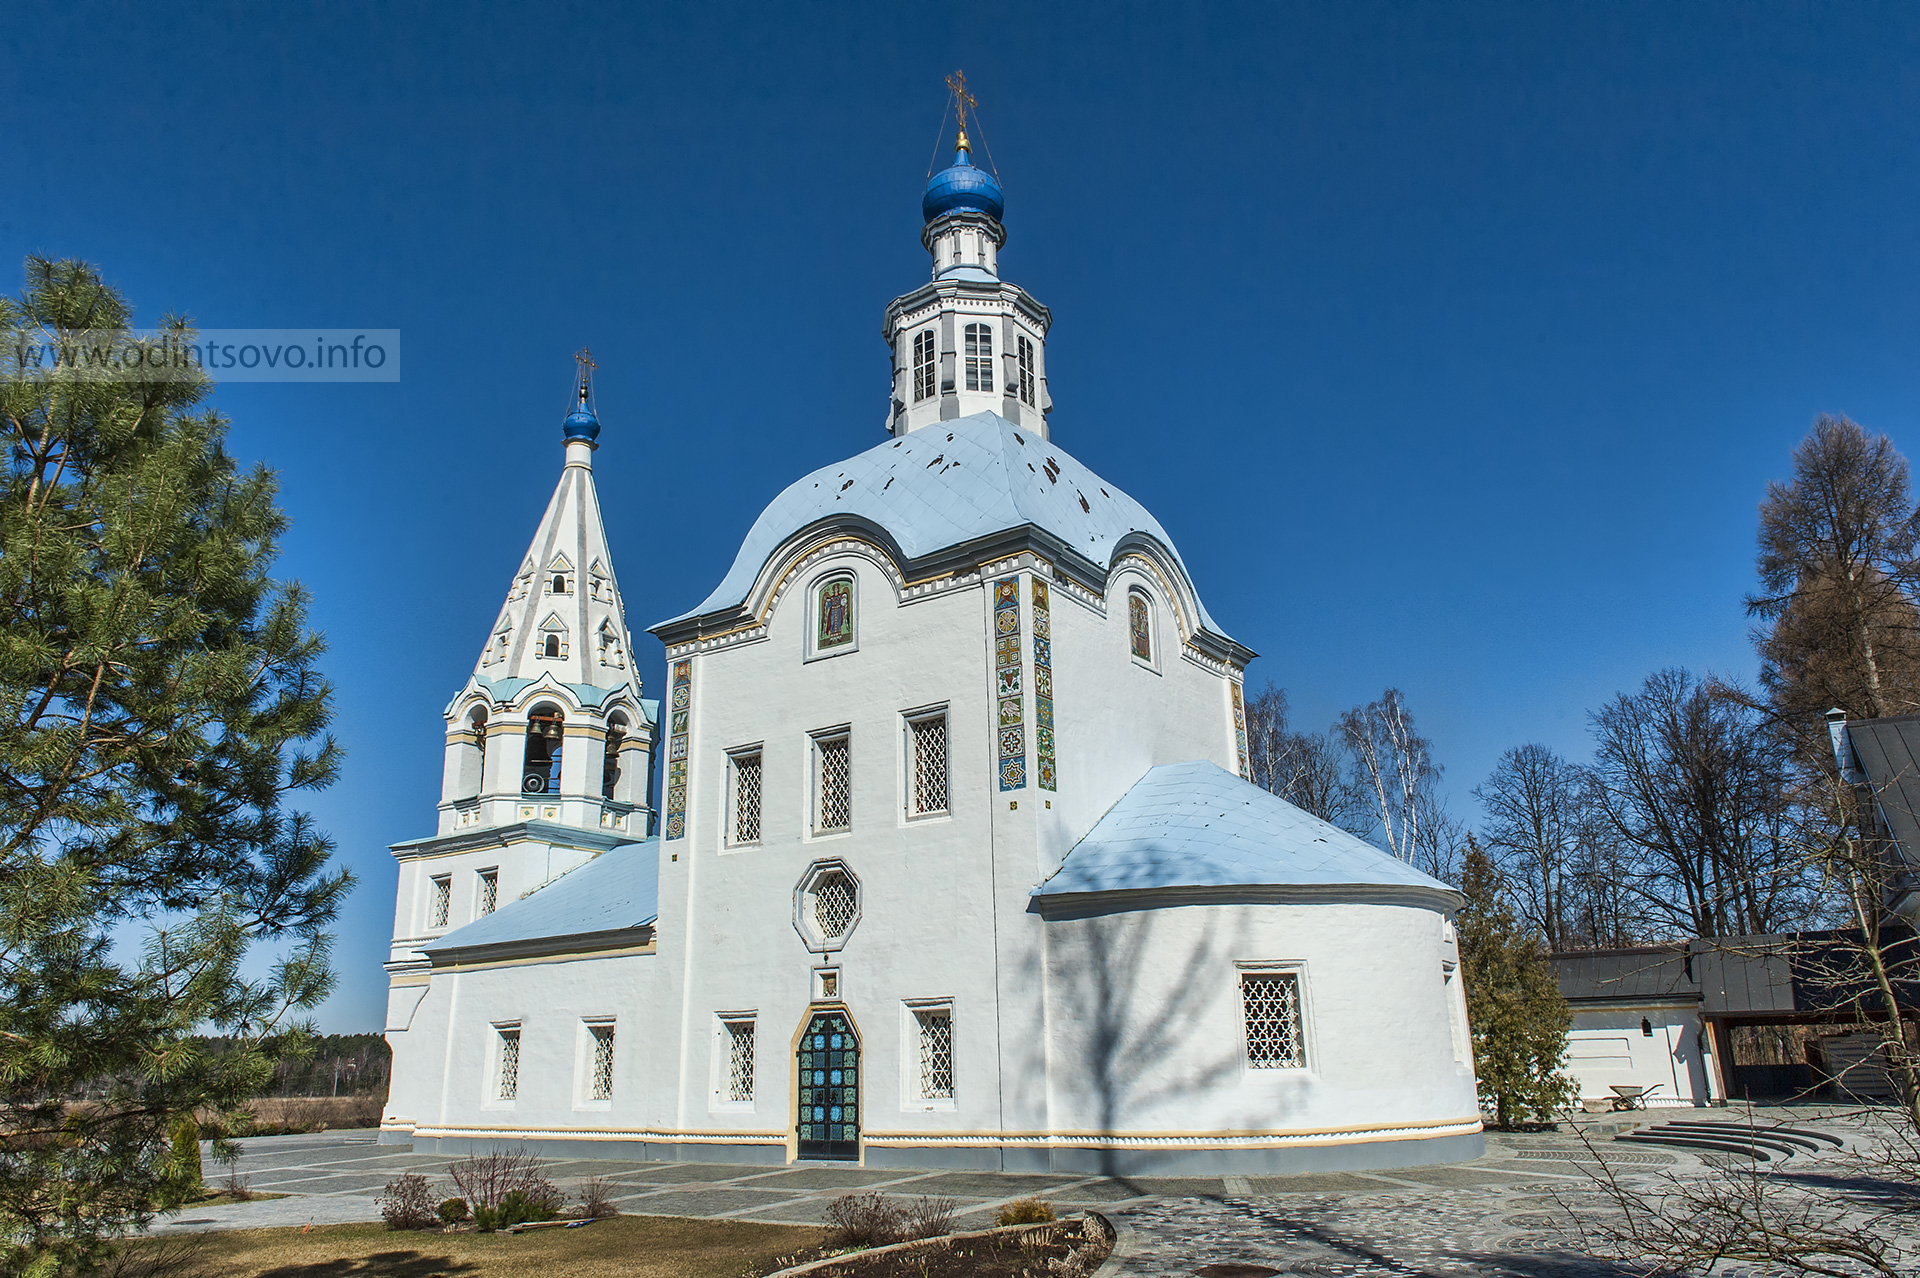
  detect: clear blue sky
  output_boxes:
[9,3,1920,1032]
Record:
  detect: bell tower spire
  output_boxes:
[883,74,1053,438]
[432,354,656,840]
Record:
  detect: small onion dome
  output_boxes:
[562,406,601,443]
[922,146,1003,224]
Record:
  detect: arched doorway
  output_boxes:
[795,1009,859,1160]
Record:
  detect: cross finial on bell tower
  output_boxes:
[573,345,597,410]
[945,69,976,153]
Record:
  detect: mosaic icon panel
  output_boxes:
[994,576,1025,790]
[664,658,691,839]
[1232,678,1250,781]
[1033,579,1056,791]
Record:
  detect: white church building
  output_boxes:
[380,125,1484,1173]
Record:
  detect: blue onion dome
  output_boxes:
[922,145,1004,224]
[562,405,600,443]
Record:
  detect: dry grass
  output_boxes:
[172,1216,827,1278]
[243,1096,385,1132]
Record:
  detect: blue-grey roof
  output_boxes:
[1034,761,1456,901]
[468,676,656,722]
[423,837,659,955]
[659,412,1228,639]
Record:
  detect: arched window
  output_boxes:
[1129,589,1153,663]
[964,324,994,392]
[544,634,561,658]
[912,330,936,402]
[524,705,564,794]
[468,706,488,796]
[602,713,627,801]
[552,574,567,594]
[817,576,854,652]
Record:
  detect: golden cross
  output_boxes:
[574,346,596,405]
[945,69,975,115]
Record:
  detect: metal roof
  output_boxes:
[654,411,1232,643]
[422,837,659,958]
[1032,760,1456,904]
[1840,714,1920,873]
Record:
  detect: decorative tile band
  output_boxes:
[1231,678,1250,781]
[664,659,691,839]
[1033,579,1056,791]
[994,576,1025,791]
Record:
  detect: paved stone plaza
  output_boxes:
[164,1108,1915,1276]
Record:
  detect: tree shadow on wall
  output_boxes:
[1020,906,1273,1178]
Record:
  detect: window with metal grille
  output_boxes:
[589,1024,615,1100]
[912,329,937,401]
[964,323,994,392]
[477,869,498,917]
[910,714,949,816]
[429,876,451,928]
[816,734,851,832]
[732,752,763,844]
[812,871,857,939]
[496,1027,521,1100]
[1017,335,1035,407]
[1243,973,1305,1069]
[917,1007,953,1099]
[726,1019,755,1102]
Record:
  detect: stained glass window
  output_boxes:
[795,1011,859,1160]
[1129,591,1152,662]
[818,578,854,650]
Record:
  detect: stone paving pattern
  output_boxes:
[164,1106,1917,1277]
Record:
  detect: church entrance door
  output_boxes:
[795,1009,860,1160]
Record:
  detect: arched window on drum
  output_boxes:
[816,576,855,654]
[524,704,564,794]
[1128,588,1154,664]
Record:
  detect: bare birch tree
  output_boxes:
[1338,688,1454,880]
[1243,683,1370,835]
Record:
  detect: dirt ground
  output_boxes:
[156,1216,827,1278]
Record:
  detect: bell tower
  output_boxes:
[436,349,656,838]
[883,73,1053,438]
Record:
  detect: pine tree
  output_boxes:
[0,257,349,1272]
[1457,838,1579,1129]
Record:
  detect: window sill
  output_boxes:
[905,1098,958,1113]
[803,644,860,665]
